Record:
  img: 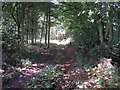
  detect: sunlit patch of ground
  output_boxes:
[28,38,73,45]
[4,44,119,89]
[3,63,48,88]
[3,45,82,88]
[17,63,47,75]
[50,38,74,45]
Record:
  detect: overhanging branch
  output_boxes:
[10,12,18,25]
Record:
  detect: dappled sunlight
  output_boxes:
[50,37,73,45]
[78,58,120,89]
[56,64,71,67]
[2,37,120,89]
[2,1,120,89]
[0,69,4,73]
[3,43,120,88]
[32,63,45,67]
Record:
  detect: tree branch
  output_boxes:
[10,12,18,25]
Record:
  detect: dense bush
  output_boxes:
[84,58,120,88]
[2,62,20,84]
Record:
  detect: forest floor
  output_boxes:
[3,45,88,89]
[2,44,120,89]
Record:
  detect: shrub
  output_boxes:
[27,65,63,88]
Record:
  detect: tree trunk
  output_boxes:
[99,20,104,44]
[40,15,45,43]
[40,30,43,43]
[21,25,24,45]
[34,32,37,44]
[26,28,29,44]
[31,28,34,45]
[31,18,34,45]
[45,13,48,45]
[105,4,113,43]
[18,25,20,44]
[47,6,51,48]
[108,7,113,43]
[108,20,113,42]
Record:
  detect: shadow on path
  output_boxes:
[3,45,89,89]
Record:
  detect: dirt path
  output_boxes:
[3,45,88,89]
[3,63,47,88]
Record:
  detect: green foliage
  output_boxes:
[77,52,87,65]
[2,2,120,89]
[20,59,32,67]
[27,65,63,88]
[2,62,20,84]
[2,74,12,84]
[2,26,18,58]
[89,41,120,62]
[61,2,120,65]
[85,59,120,88]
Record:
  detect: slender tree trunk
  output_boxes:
[18,25,20,44]
[47,6,51,48]
[45,13,48,45]
[40,15,45,43]
[21,4,25,45]
[99,20,104,44]
[108,8,113,42]
[108,20,113,42]
[34,32,37,44]
[21,15,25,45]
[31,29,34,45]
[21,24,24,45]
[40,30,43,43]
[105,4,113,43]
[17,3,21,44]
[26,28,29,44]
[40,32,43,43]
[31,18,34,45]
